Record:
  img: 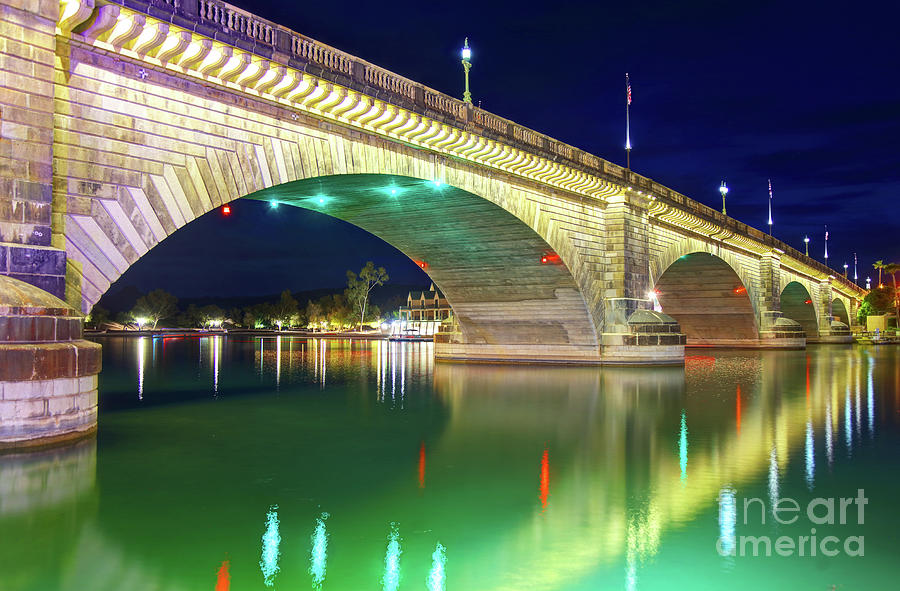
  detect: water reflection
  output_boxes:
[679,409,688,484]
[5,339,897,590]
[309,513,329,589]
[260,505,281,586]
[426,542,447,591]
[215,560,230,591]
[382,523,402,591]
[0,440,97,591]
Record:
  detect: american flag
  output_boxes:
[626,74,632,105]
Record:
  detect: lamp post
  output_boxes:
[843,263,849,278]
[461,38,472,104]
[803,235,809,257]
[866,277,871,290]
[719,180,728,215]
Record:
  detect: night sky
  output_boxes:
[114,0,900,299]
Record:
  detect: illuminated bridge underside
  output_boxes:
[781,282,819,339]
[248,175,600,362]
[656,253,760,347]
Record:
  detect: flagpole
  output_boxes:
[625,73,631,170]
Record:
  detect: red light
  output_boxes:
[733,286,746,294]
[413,259,428,269]
[540,252,561,265]
[805,299,812,304]
[222,205,231,215]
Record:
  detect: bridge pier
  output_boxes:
[811,277,853,343]
[0,276,100,448]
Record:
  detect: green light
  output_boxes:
[390,188,397,195]
[431,180,442,188]
[270,200,279,209]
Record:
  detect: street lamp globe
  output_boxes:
[461,43,471,60]
[719,180,728,215]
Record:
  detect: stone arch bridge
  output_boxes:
[0,0,864,386]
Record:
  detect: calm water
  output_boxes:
[1,337,899,591]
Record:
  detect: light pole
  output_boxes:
[803,235,809,257]
[461,38,472,104]
[719,180,728,215]
[843,263,848,278]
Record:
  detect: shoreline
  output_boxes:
[84,329,433,341]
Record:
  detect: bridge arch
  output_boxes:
[832,298,850,325]
[780,281,819,338]
[71,167,601,361]
[652,251,758,345]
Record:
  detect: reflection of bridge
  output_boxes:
[1,0,866,369]
[0,344,877,590]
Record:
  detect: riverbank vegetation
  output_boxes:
[86,262,399,331]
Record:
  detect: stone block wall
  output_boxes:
[0,274,99,447]
[0,0,69,299]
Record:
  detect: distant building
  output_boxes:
[396,283,453,336]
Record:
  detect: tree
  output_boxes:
[884,263,900,321]
[198,304,225,328]
[306,300,324,330]
[85,305,110,329]
[244,302,274,329]
[131,289,178,329]
[272,290,299,329]
[873,260,885,287]
[863,287,893,313]
[345,262,389,330]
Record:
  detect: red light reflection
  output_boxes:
[539,448,550,512]
[215,560,230,591]
[418,440,426,489]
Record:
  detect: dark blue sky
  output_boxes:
[116,0,899,298]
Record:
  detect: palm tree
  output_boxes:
[883,263,900,324]
[874,260,885,287]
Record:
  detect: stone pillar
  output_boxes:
[849,298,859,327]
[600,191,684,364]
[0,0,71,302]
[758,250,805,348]
[817,277,851,343]
[0,275,100,448]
